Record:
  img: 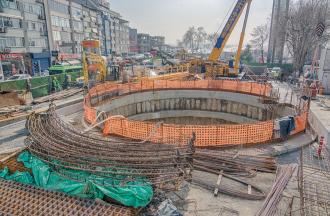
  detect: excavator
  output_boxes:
[81,39,108,89]
[190,0,252,78]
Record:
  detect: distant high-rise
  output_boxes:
[267,0,290,64]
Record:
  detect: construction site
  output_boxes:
[1,0,330,216]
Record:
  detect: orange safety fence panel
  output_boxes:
[102,117,275,147]
[87,80,307,147]
[84,105,97,124]
[87,80,273,102]
[292,112,307,135]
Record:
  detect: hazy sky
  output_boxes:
[111,0,273,48]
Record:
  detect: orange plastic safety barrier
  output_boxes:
[84,80,307,147]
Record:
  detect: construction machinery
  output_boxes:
[81,40,107,89]
[190,0,252,78]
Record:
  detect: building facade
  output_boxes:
[109,10,129,55]
[98,0,111,56]
[0,0,50,77]
[0,0,134,79]
[129,28,138,54]
[137,33,151,53]
[267,0,290,64]
[150,36,165,50]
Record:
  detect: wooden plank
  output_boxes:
[248,184,252,195]
[214,170,224,197]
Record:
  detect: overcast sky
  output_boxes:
[111,0,273,48]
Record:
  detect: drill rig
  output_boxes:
[82,40,107,89]
[190,0,252,78]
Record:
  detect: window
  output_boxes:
[74,33,84,43]
[31,22,36,30]
[53,31,61,41]
[0,0,18,10]
[72,7,82,19]
[73,21,83,32]
[0,17,22,28]
[49,0,68,14]
[28,38,47,47]
[60,32,71,42]
[0,37,24,49]
[51,16,69,28]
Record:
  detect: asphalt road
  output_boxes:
[0,101,83,154]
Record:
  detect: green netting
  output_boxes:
[68,71,83,82]
[1,71,84,98]
[0,151,153,208]
[30,76,50,98]
[0,79,27,92]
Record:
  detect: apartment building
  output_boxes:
[98,0,111,56]
[137,33,151,53]
[129,28,138,53]
[109,10,129,55]
[0,0,50,77]
[118,18,129,55]
[0,0,131,79]
[45,0,72,54]
[150,36,165,50]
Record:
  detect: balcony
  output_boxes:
[38,14,46,20]
[40,31,48,36]
[0,27,7,33]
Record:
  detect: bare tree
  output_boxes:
[182,27,197,53]
[285,0,330,73]
[196,27,207,52]
[207,32,218,51]
[250,24,269,63]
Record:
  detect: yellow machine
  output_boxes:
[82,40,107,89]
[190,0,252,78]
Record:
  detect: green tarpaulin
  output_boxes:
[0,151,153,208]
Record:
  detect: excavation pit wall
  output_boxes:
[84,80,308,147]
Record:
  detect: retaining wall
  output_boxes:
[84,80,308,147]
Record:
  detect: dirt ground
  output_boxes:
[178,171,275,216]
[0,92,25,108]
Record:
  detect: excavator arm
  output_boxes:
[208,0,251,62]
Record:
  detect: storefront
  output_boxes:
[27,52,51,76]
[0,53,25,79]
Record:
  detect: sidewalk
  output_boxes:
[0,93,83,127]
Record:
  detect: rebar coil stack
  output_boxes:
[25,104,194,189]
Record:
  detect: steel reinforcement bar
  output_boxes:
[25,104,194,188]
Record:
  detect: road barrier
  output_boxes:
[84,79,308,147]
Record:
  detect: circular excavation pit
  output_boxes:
[84,80,308,147]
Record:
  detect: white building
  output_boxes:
[109,10,129,55]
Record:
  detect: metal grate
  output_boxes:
[0,179,135,216]
[300,145,330,216]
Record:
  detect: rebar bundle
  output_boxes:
[256,165,296,216]
[25,104,194,188]
[0,178,135,216]
[194,149,277,177]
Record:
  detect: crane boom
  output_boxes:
[208,0,251,62]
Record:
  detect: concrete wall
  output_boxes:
[96,90,272,122]
[309,102,330,149]
[129,110,259,124]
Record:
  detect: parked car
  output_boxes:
[7,74,32,80]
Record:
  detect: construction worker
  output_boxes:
[228,56,234,68]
